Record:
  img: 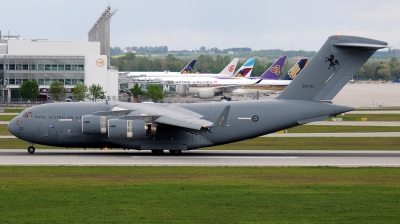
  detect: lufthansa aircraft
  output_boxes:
[129,58,240,78]
[8,35,387,154]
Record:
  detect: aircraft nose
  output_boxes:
[8,118,16,136]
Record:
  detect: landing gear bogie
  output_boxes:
[151,150,164,154]
[169,150,182,154]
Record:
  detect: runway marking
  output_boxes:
[130,156,298,159]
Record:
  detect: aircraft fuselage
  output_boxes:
[8,101,352,151]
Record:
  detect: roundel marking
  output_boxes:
[252,115,259,122]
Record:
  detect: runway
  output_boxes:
[1,149,399,167]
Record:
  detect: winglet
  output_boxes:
[195,68,202,74]
[210,105,231,127]
[254,79,262,84]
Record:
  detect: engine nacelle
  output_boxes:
[198,89,215,99]
[82,115,107,135]
[108,119,146,139]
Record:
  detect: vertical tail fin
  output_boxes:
[259,56,287,80]
[195,68,202,74]
[277,35,387,101]
[180,59,197,74]
[219,58,239,76]
[231,58,256,77]
[281,58,309,80]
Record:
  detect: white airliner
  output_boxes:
[133,57,263,99]
[129,58,240,78]
[153,57,292,99]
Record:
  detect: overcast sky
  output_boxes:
[1,0,399,51]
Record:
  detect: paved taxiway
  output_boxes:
[0,150,399,167]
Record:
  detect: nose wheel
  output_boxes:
[28,146,35,154]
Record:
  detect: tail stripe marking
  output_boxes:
[325,73,335,84]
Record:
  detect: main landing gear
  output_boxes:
[27,145,35,154]
[151,150,182,154]
[169,150,182,154]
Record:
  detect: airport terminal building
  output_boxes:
[0,36,118,102]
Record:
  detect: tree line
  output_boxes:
[18,81,107,102]
[356,57,400,81]
[19,80,165,103]
[111,46,169,55]
[112,52,400,80]
[111,53,285,76]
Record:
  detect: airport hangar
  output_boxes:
[0,35,118,102]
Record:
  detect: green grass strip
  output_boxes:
[205,137,400,150]
[330,114,400,121]
[3,108,24,113]
[288,125,400,133]
[0,167,399,223]
[0,125,10,135]
[0,115,16,121]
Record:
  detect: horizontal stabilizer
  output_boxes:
[333,43,388,49]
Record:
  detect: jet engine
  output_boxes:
[82,115,108,135]
[198,89,215,99]
[108,119,146,139]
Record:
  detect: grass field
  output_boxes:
[0,167,399,223]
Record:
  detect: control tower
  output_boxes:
[88,6,118,68]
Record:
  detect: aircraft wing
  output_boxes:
[124,104,213,130]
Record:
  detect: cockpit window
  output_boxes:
[19,109,27,117]
[21,111,33,118]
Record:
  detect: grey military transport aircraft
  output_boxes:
[8,35,387,154]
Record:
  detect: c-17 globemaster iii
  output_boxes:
[8,35,388,154]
